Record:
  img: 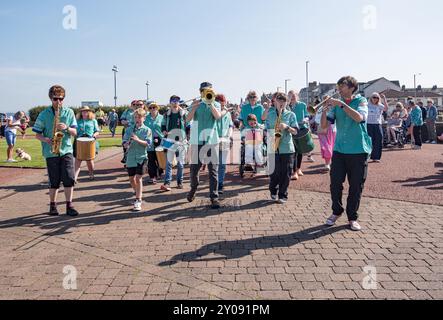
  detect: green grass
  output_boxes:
[19,125,124,137]
[0,137,122,168]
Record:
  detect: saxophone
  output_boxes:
[51,106,64,155]
[274,109,283,152]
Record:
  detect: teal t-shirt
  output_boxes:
[291,102,309,129]
[144,113,164,151]
[217,112,233,138]
[123,124,152,168]
[161,109,188,142]
[327,94,372,155]
[410,107,424,126]
[77,119,99,137]
[266,108,299,154]
[32,106,78,159]
[240,103,265,129]
[190,101,221,145]
[121,109,135,127]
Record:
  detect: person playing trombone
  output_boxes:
[186,82,222,209]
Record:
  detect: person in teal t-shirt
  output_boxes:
[186,82,222,209]
[144,102,164,183]
[288,90,311,180]
[215,94,233,194]
[320,76,372,232]
[408,100,424,150]
[74,106,100,182]
[239,91,265,130]
[33,85,79,217]
[123,108,152,212]
[263,92,299,204]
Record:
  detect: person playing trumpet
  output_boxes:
[320,76,372,232]
[263,92,299,204]
[187,82,222,209]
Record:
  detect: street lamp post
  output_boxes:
[285,79,291,95]
[112,65,118,108]
[277,87,282,93]
[306,61,310,105]
[146,81,150,102]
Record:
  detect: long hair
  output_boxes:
[76,111,96,121]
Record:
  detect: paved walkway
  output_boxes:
[0,147,442,300]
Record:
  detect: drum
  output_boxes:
[160,138,177,151]
[294,128,315,154]
[156,147,167,170]
[76,137,96,161]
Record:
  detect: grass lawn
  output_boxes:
[20,125,124,137]
[0,136,122,168]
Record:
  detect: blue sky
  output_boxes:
[1,0,442,112]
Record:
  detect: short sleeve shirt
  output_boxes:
[217,112,233,138]
[32,106,78,159]
[266,108,299,154]
[240,103,265,129]
[291,102,309,129]
[77,119,99,137]
[144,113,164,151]
[326,95,372,155]
[190,101,221,145]
[123,124,152,168]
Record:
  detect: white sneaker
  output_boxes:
[6,159,18,163]
[349,221,362,231]
[278,198,287,204]
[325,164,331,171]
[326,214,340,226]
[133,200,142,212]
[271,195,278,202]
[307,156,315,163]
[431,141,437,144]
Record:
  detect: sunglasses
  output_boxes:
[52,97,64,101]
[133,104,144,107]
[148,107,157,110]
[372,97,380,100]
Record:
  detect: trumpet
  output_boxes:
[201,88,216,105]
[307,92,340,115]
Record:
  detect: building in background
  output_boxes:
[81,101,104,108]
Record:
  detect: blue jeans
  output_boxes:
[218,149,228,189]
[164,149,185,185]
[109,121,117,136]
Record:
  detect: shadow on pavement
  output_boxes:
[393,169,443,190]
[159,224,349,266]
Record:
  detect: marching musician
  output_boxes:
[186,82,222,209]
[74,106,100,182]
[144,102,164,185]
[321,76,372,232]
[215,94,234,195]
[121,100,143,164]
[33,85,79,217]
[160,95,188,191]
[239,91,266,130]
[288,91,310,180]
[264,92,299,204]
[123,108,152,212]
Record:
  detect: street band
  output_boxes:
[35,76,375,231]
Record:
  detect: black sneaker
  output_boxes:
[66,207,79,217]
[187,189,196,203]
[48,207,59,216]
[219,187,224,195]
[211,199,221,210]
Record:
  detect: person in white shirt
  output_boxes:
[5,111,25,162]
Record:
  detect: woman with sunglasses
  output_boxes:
[239,91,265,130]
[367,92,388,163]
[144,102,164,184]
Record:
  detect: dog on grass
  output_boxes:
[16,148,32,161]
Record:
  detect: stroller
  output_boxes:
[240,127,267,178]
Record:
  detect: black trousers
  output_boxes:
[269,153,295,200]
[147,151,164,178]
[292,138,303,171]
[367,124,383,160]
[330,152,368,221]
[413,126,422,147]
[190,144,219,200]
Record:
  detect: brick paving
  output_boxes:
[0,146,442,300]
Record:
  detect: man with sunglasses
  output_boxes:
[121,100,143,164]
[367,92,388,163]
[239,91,265,130]
[33,85,79,216]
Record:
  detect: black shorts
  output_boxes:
[97,119,105,126]
[46,154,76,189]
[127,160,146,177]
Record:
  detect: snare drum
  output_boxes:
[76,137,96,161]
[161,138,178,151]
[294,128,315,154]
